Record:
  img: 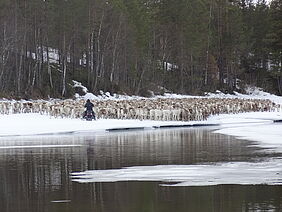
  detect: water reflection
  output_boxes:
[84,128,262,170]
[0,128,281,212]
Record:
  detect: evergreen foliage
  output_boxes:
[0,0,281,98]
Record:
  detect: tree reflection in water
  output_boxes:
[0,128,280,212]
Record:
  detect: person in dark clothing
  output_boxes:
[83,99,96,120]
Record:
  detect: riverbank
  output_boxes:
[0,111,281,140]
[1,108,282,188]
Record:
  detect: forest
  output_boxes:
[0,0,281,99]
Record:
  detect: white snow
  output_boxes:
[0,111,281,139]
[72,159,282,186]
[214,121,282,151]
[0,113,208,137]
[72,83,282,106]
[27,47,60,64]
[206,88,282,105]
[72,80,88,94]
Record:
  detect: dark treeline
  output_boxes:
[0,0,281,98]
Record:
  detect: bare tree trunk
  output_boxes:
[0,22,10,84]
[61,33,67,97]
[31,63,37,87]
[161,35,168,87]
[205,0,213,86]
[136,55,149,94]
[14,0,19,92]
[17,44,25,94]
[32,26,39,88]
[46,45,53,89]
[136,67,145,94]
[110,20,121,83]
[87,1,93,87]
[180,38,184,93]
[217,0,226,87]
[89,32,94,87]
[93,12,104,90]
[39,41,44,87]
[278,76,282,95]
[27,62,32,88]
[280,54,282,95]
[190,53,194,90]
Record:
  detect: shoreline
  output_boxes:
[0,112,281,144]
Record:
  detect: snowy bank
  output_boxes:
[1,110,282,187]
[0,111,281,140]
[0,113,208,137]
[213,112,282,152]
[1,87,282,187]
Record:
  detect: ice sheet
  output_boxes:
[72,159,282,186]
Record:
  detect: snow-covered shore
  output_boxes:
[0,113,205,137]
[0,111,281,144]
[1,89,282,187]
[0,85,281,158]
[1,86,282,187]
[1,86,282,142]
[0,86,281,134]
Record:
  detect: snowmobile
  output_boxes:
[83,110,96,121]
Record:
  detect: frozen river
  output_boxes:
[0,126,282,212]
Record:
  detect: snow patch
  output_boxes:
[72,80,88,94]
[72,159,282,186]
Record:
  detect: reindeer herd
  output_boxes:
[0,97,280,121]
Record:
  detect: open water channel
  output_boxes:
[0,127,281,212]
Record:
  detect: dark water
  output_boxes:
[0,128,281,212]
